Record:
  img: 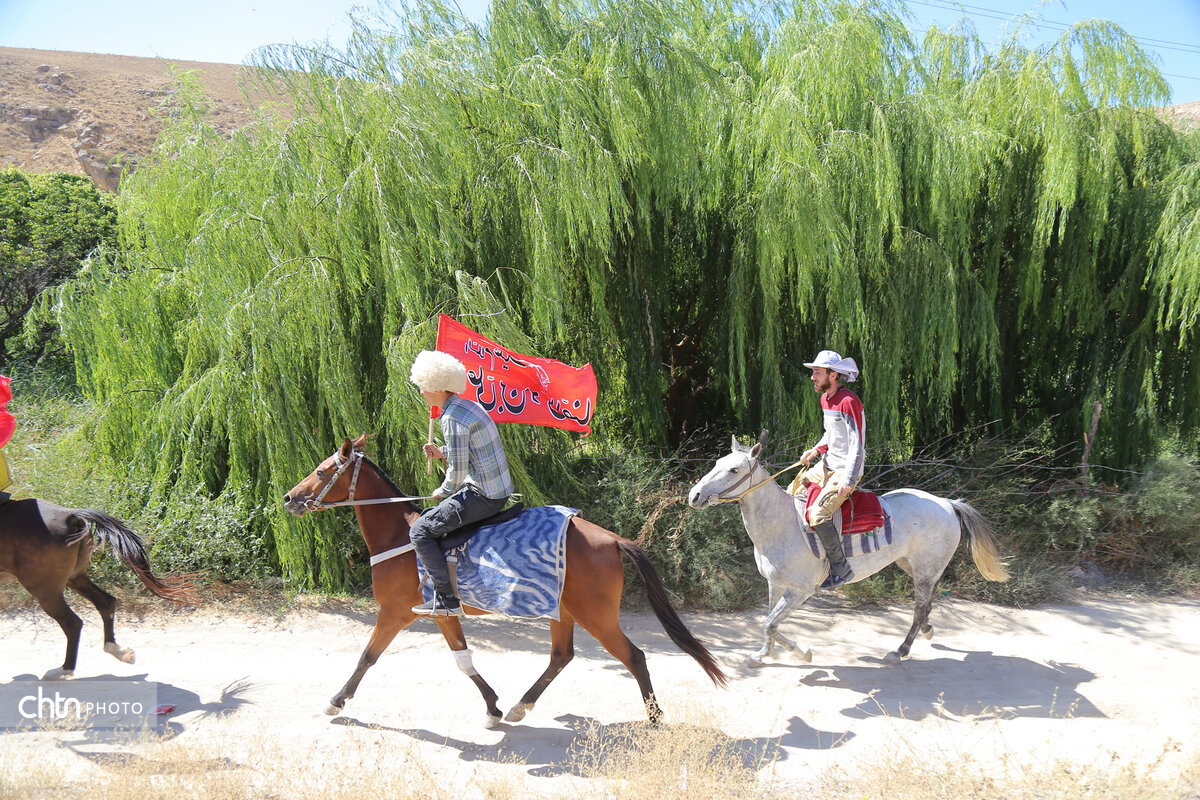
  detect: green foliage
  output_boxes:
[562,439,762,609]
[136,485,275,581]
[0,169,117,369]
[1135,453,1200,563]
[42,0,1200,588]
[840,565,914,606]
[1,382,113,511]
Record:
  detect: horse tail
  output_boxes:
[616,538,728,687]
[72,509,198,603]
[950,500,1010,582]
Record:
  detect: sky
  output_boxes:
[0,0,1197,102]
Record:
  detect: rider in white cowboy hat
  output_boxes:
[408,350,514,617]
[787,349,864,589]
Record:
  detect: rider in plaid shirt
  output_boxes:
[433,394,513,502]
[409,350,513,617]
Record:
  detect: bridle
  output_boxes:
[714,454,810,504]
[303,448,432,512]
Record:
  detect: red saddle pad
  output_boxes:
[804,483,885,535]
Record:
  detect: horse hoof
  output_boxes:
[324,703,344,717]
[504,703,531,723]
[43,668,74,681]
[104,643,136,663]
[798,649,813,664]
[743,655,764,669]
[484,714,502,729]
[921,626,934,640]
[884,651,903,665]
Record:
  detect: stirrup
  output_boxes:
[412,596,464,617]
[820,567,854,590]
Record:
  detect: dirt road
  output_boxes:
[1,592,1197,795]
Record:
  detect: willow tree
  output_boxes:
[52,0,1200,587]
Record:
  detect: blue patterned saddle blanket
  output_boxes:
[418,504,577,620]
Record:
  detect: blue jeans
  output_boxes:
[410,487,508,598]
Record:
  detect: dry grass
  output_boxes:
[816,751,1200,800]
[2,709,1195,800]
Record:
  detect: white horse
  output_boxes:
[688,434,1010,665]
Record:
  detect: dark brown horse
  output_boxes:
[283,435,727,727]
[0,498,195,679]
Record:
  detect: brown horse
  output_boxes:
[282,435,727,727]
[0,498,195,679]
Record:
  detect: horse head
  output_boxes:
[687,433,767,509]
[283,434,370,516]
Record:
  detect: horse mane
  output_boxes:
[359,454,421,515]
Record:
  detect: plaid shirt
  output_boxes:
[436,394,514,500]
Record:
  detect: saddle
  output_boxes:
[415,503,578,620]
[434,502,526,553]
[802,483,885,536]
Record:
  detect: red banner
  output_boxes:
[0,375,14,449]
[435,314,597,435]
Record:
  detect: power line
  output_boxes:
[906,27,1200,85]
[908,0,1200,55]
[905,1,1200,87]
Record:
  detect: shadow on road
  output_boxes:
[798,643,1103,720]
[333,710,854,777]
[2,672,255,738]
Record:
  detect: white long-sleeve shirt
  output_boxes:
[814,387,866,487]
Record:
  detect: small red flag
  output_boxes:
[435,314,597,435]
[0,376,14,449]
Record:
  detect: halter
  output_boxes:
[303,448,432,512]
[714,455,810,504]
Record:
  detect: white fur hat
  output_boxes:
[803,349,859,382]
[410,350,468,394]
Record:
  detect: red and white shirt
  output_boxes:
[814,387,865,487]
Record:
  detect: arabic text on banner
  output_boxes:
[434,315,597,435]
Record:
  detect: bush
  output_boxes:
[138,485,274,583]
[0,169,117,368]
[561,436,763,610]
[1136,454,1200,564]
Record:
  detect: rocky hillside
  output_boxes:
[1165,100,1200,130]
[0,46,287,192]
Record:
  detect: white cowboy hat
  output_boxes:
[803,349,859,382]
[410,350,468,394]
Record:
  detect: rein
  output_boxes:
[303,447,436,567]
[715,457,810,504]
[303,449,433,512]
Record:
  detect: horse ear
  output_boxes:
[750,443,763,459]
[339,437,353,458]
[731,435,744,453]
[352,433,369,452]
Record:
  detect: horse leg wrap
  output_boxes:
[453,648,478,676]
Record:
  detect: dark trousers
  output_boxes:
[410,487,508,598]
